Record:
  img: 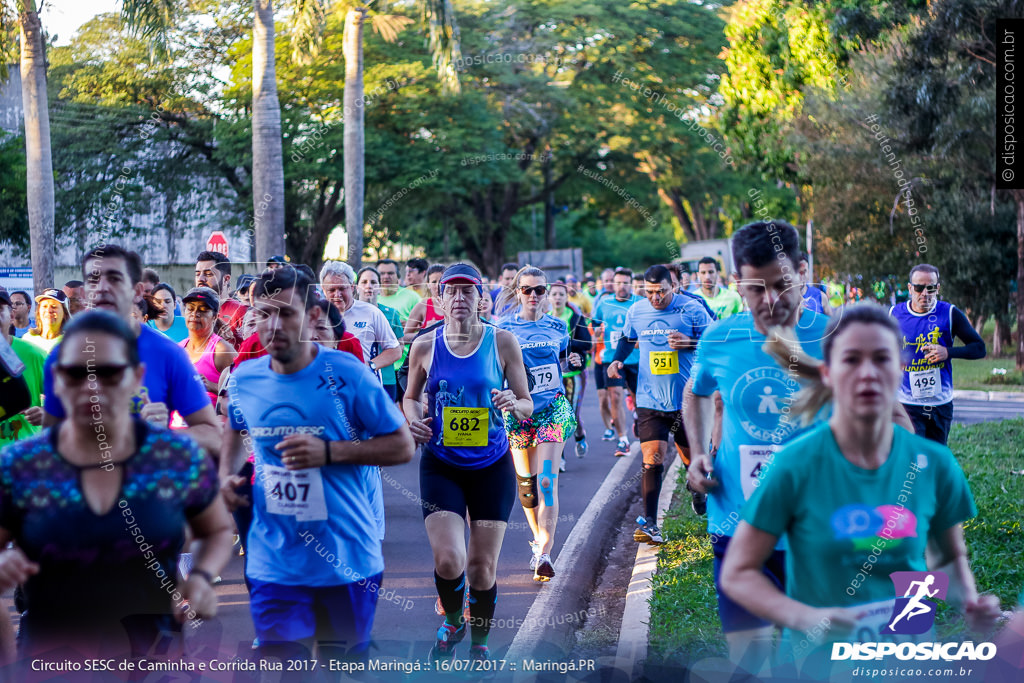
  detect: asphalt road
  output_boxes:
[953,398,1024,424]
[8,392,1021,681]
[175,388,625,681]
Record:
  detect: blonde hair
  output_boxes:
[761,303,903,424]
[493,266,548,317]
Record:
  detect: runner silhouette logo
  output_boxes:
[882,571,949,635]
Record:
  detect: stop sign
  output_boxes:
[206,231,229,258]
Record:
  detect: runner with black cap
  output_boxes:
[404,263,532,663]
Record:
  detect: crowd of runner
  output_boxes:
[0,219,1015,679]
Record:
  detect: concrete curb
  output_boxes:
[952,390,1024,402]
[613,457,682,680]
[506,445,641,677]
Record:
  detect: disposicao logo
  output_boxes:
[883,571,948,635]
[831,571,996,662]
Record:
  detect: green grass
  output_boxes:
[647,419,1024,662]
[952,357,1024,392]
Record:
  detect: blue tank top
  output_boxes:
[426,324,509,469]
[890,301,955,406]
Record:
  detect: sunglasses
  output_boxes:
[519,286,548,296]
[909,284,938,293]
[56,364,131,385]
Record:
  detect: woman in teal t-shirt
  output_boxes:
[720,304,1002,658]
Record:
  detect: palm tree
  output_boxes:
[121,0,461,266]
[2,0,55,294]
[341,0,461,269]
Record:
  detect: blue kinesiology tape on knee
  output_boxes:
[539,459,558,507]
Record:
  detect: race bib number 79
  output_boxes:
[529,363,560,394]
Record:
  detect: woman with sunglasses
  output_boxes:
[497,267,581,581]
[0,311,233,664]
[178,287,237,405]
[720,304,1001,677]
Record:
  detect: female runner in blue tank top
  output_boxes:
[495,267,581,582]
[404,263,533,664]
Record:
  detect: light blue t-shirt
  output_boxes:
[227,347,404,586]
[499,314,569,412]
[690,308,830,538]
[592,295,641,365]
[148,316,189,343]
[621,294,713,412]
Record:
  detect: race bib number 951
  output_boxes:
[443,407,489,447]
[649,351,678,375]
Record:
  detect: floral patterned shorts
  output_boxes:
[504,393,577,449]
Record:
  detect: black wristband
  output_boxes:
[324,439,331,466]
[189,569,214,584]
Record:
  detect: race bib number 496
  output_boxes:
[909,368,939,399]
[443,407,489,447]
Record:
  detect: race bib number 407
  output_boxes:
[264,465,328,521]
[443,407,489,447]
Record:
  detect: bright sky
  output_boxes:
[41,0,119,46]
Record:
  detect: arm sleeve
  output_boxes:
[948,307,986,360]
[569,313,592,355]
[612,309,638,363]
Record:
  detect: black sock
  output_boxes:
[642,464,664,521]
[434,571,466,627]
[468,583,497,646]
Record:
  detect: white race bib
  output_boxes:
[609,330,622,348]
[909,367,940,399]
[263,465,328,521]
[739,445,778,500]
[529,363,560,394]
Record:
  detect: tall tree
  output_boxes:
[252,0,286,260]
[2,0,55,293]
[340,1,460,269]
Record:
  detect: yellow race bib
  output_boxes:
[649,350,678,375]
[442,407,489,447]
